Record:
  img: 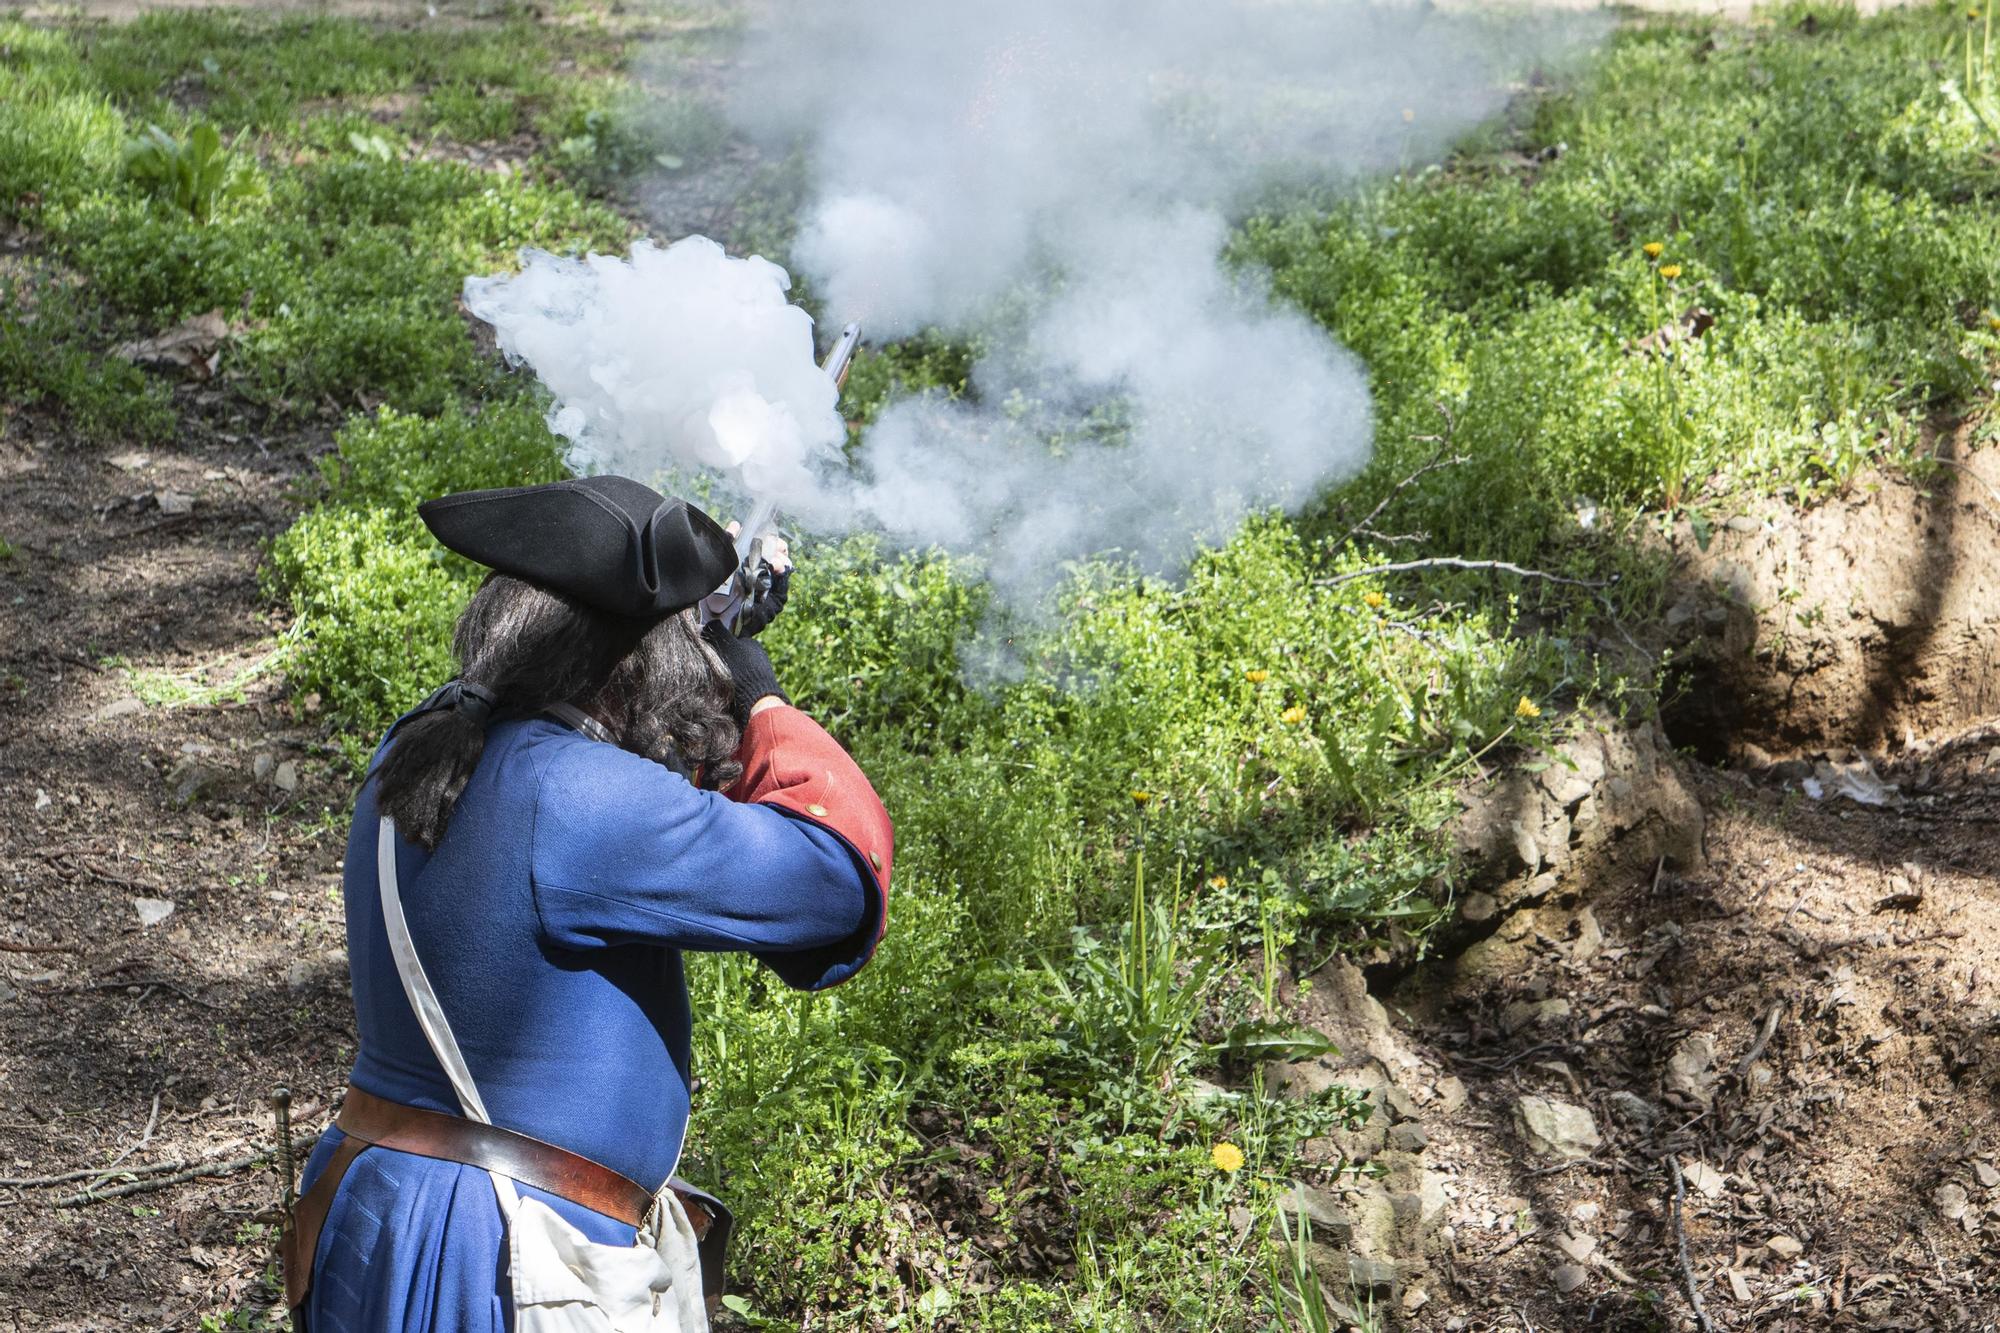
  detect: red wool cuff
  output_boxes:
[727,706,893,942]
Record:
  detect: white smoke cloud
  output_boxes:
[729,0,1597,602]
[468,2,1599,618]
[462,237,844,516]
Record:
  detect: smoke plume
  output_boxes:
[469,2,1597,613]
[462,238,844,520]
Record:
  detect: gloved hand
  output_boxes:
[702,620,788,723]
[732,562,791,638]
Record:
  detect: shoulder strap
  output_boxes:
[375,818,491,1125]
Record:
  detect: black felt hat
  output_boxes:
[418,475,739,620]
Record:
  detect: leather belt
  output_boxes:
[281,1087,721,1312]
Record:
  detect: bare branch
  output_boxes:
[1318,557,1614,590]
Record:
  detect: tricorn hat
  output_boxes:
[418,475,739,620]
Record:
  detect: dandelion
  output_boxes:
[1642,241,1664,258]
[1210,1142,1245,1173]
[1658,264,1683,280]
[1280,705,1308,726]
[1207,874,1229,890]
[1515,696,1542,719]
[1362,590,1386,609]
[1131,789,1153,805]
[1244,668,1269,683]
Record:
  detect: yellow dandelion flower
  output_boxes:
[1131,789,1154,805]
[1210,1142,1245,1173]
[1280,706,1308,726]
[1658,264,1683,280]
[1207,874,1229,890]
[1244,668,1269,683]
[1515,696,1541,719]
[1362,590,1386,609]
[1642,241,1664,258]
[1988,313,2000,331]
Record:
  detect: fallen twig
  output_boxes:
[1666,1156,1720,1333]
[1733,1001,1786,1083]
[1335,409,1469,550]
[52,1128,320,1208]
[0,939,77,954]
[0,1101,325,1190]
[1318,557,1614,590]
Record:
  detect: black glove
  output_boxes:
[732,562,790,638]
[703,620,788,722]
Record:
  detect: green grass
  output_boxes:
[11,2,2000,1327]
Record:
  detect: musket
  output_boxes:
[700,322,862,631]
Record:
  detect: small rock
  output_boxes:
[1725,514,1761,533]
[1552,1263,1587,1294]
[168,761,212,804]
[1569,906,1604,963]
[1347,1256,1400,1300]
[1569,1201,1600,1224]
[1460,890,1498,924]
[1278,1182,1353,1247]
[1974,1161,1999,1189]
[1727,1269,1754,1303]
[285,960,313,992]
[1937,1182,1970,1221]
[1666,1033,1719,1105]
[1434,1075,1468,1114]
[1502,997,1571,1034]
[1514,1095,1601,1160]
[1401,1285,1429,1313]
[33,789,52,812]
[1766,1235,1803,1260]
[1554,1231,1597,1263]
[154,489,194,516]
[253,753,276,782]
[133,897,175,928]
[1606,1090,1660,1128]
[90,696,145,723]
[274,760,299,793]
[1682,1159,1726,1199]
[1388,1122,1430,1153]
[108,451,151,471]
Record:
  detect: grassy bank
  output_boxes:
[5,2,1997,1326]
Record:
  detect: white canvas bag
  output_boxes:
[376,818,709,1332]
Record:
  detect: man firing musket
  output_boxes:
[278,324,889,1333]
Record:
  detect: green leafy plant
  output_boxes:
[122,122,261,223]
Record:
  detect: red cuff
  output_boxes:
[727,706,892,949]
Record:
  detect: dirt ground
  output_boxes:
[0,302,356,1325]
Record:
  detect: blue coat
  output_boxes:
[298,708,890,1330]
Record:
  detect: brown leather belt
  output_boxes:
[281,1087,722,1312]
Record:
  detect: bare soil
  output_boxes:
[0,340,354,1328]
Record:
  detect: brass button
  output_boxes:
[806,803,828,817]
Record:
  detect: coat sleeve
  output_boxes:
[724,705,892,991]
[528,735,872,959]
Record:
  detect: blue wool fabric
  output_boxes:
[297,714,872,1331]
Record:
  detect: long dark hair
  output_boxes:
[372,574,743,850]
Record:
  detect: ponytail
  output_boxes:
[373,690,494,851]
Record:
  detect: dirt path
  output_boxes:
[0,346,356,1325]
